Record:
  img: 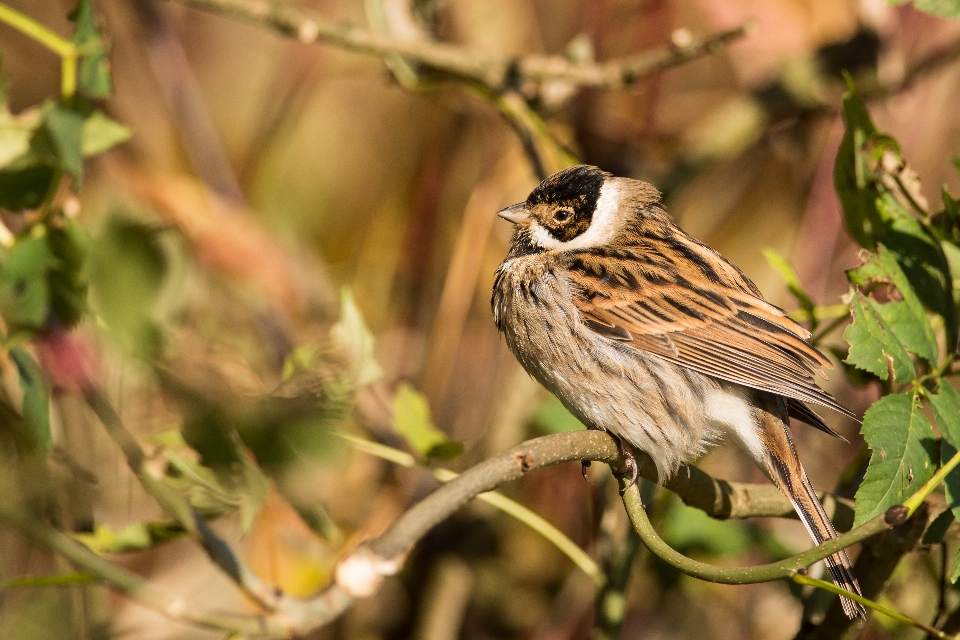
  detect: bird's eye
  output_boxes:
[553,209,572,223]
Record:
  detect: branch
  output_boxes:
[0,501,283,636]
[621,479,903,585]
[170,0,751,91]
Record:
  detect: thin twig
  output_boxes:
[0,502,283,636]
[170,0,751,91]
[621,479,900,585]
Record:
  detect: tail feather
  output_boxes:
[744,393,865,620]
[790,470,865,620]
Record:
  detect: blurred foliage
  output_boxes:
[1,0,960,639]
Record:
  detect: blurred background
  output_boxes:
[2,0,960,638]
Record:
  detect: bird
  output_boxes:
[491,164,865,619]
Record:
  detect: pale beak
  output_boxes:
[497,202,530,224]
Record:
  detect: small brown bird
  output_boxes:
[492,165,864,619]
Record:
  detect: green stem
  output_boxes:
[902,448,960,516]
[621,480,894,584]
[335,431,606,586]
[791,573,951,638]
[0,3,78,98]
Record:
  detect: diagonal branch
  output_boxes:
[169,0,751,91]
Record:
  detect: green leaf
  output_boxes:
[0,235,52,332]
[922,508,955,545]
[894,0,960,19]
[70,0,113,98]
[90,217,166,354]
[0,156,57,211]
[330,288,382,387]
[534,396,585,434]
[834,82,883,248]
[0,107,40,168]
[41,101,85,182]
[661,502,751,557]
[48,216,89,327]
[878,196,957,347]
[854,391,937,526]
[951,549,960,584]
[762,248,816,323]
[929,383,960,524]
[866,246,938,365]
[843,292,914,382]
[81,110,130,156]
[9,347,51,450]
[392,383,462,460]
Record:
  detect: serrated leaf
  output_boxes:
[391,383,462,459]
[330,288,382,386]
[872,246,939,365]
[854,391,937,526]
[929,384,960,524]
[9,347,51,450]
[878,196,957,347]
[843,292,914,382]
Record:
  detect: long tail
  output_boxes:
[748,393,865,620]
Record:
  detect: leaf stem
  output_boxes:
[902,448,960,516]
[0,3,78,98]
[621,480,894,584]
[791,573,951,638]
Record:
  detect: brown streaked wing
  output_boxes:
[566,248,858,421]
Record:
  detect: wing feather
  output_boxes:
[566,236,857,422]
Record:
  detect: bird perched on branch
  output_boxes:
[491,165,864,619]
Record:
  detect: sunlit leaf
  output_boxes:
[843,292,914,382]
[854,391,937,526]
[330,288,382,387]
[849,246,939,366]
[81,111,130,156]
[392,383,462,459]
[0,108,40,168]
[763,248,816,324]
